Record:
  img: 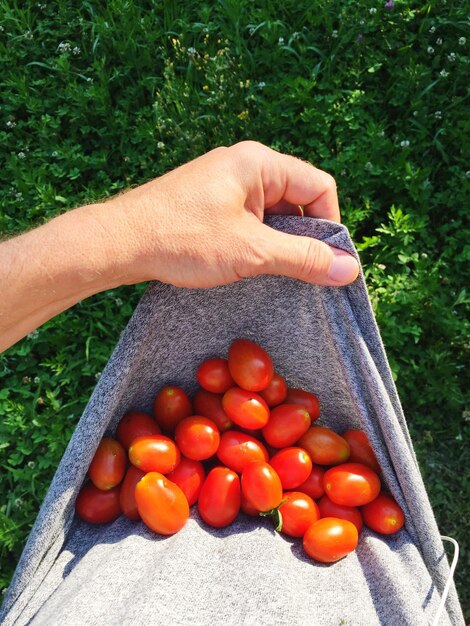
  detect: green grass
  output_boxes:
[1,0,469,619]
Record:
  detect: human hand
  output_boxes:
[1,141,359,352]
[109,141,359,288]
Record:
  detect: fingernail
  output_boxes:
[328,253,359,284]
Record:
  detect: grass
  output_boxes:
[0,0,469,619]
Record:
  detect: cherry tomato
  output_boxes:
[88,438,126,491]
[129,435,180,474]
[119,466,145,521]
[269,447,312,490]
[135,472,189,535]
[198,466,241,528]
[175,416,220,461]
[76,482,121,524]
[279,492,320,537]
[153,386,192,432]
[241,492,259,516]
[222,387,270,430]
[258,373,288,407]
[361,492,405,535]
[227,338,274,391]
[317,495,363,533]
[342,429,381,474]
[116,411,160,450]
[197,358,234,394]
[303,518,358,563]
[296,465,326,500]
[262,404,311,448]
[166,457,205,506]
[298,426,350,465]
[217,430,269,474]
[241,461,282,512]
[285,388,320,421]
[323,463,381,507]
[193,389,233,432]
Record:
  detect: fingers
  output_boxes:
[254,223,359,286]
[231,141,341,223]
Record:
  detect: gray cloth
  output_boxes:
[0,217,464,626]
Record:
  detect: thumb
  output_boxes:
[258,226,359,286]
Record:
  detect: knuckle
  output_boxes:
[300,239,332,279]
[323,172,337,193]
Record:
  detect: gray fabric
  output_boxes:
[0,217,464,626]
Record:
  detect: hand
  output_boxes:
[1,141,359,351]
[111,141,359,288]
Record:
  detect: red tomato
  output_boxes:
[342,429,381,474]
[303,518,358,563]
[88,438,126,491]
[241,461,282,512]
[296,465,326,500]
[76,482,121,524]
[217,430,268,474]
[298,426,350,465]
[116,411,160,450]
[269,447,312,490]
[197,358,234,394]
[153,386,192,432]
[317,495,363,533]
[241,492,259,516]
[227,338,274,391]
[361,492,405,535]
[135,472,189,535]
[175,416,220,461]
[258,373,288,407]
[193,389,233,432]
[323,463,381,507]
[285,388,320,421]
[222,387,270,430]
[119,466,145,521]
[279,492,320,537]
[166,457,205,506]
[129,435,180,474]
[262,404,311,448]
[198,467,241,528]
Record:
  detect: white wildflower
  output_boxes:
[436,38,443,46]
[429,26,436,34]
[6,120,16,128]
[440,69,449,77]
[434,111,442,119]
[400,140,410,148]
[369,7,377,14]
[157,141,165,149]
[187,47,196,55]
[447,52,456,62]
[458,37,466,46]
[427,46,434,54]
[332,30,338,38]
[72,46,81,55]
[278,37,284,45]
[57,41,72,53]
[17,151,26,159]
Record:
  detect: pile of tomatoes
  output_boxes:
[76,338,405,563]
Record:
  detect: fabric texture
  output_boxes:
[0,216,464,626]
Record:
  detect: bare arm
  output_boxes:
[0,141,359,353]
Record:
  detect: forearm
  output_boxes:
[0,201,135,352]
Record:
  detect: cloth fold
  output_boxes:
[0,217,464,626]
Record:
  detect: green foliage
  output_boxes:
[1,0,469,617]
